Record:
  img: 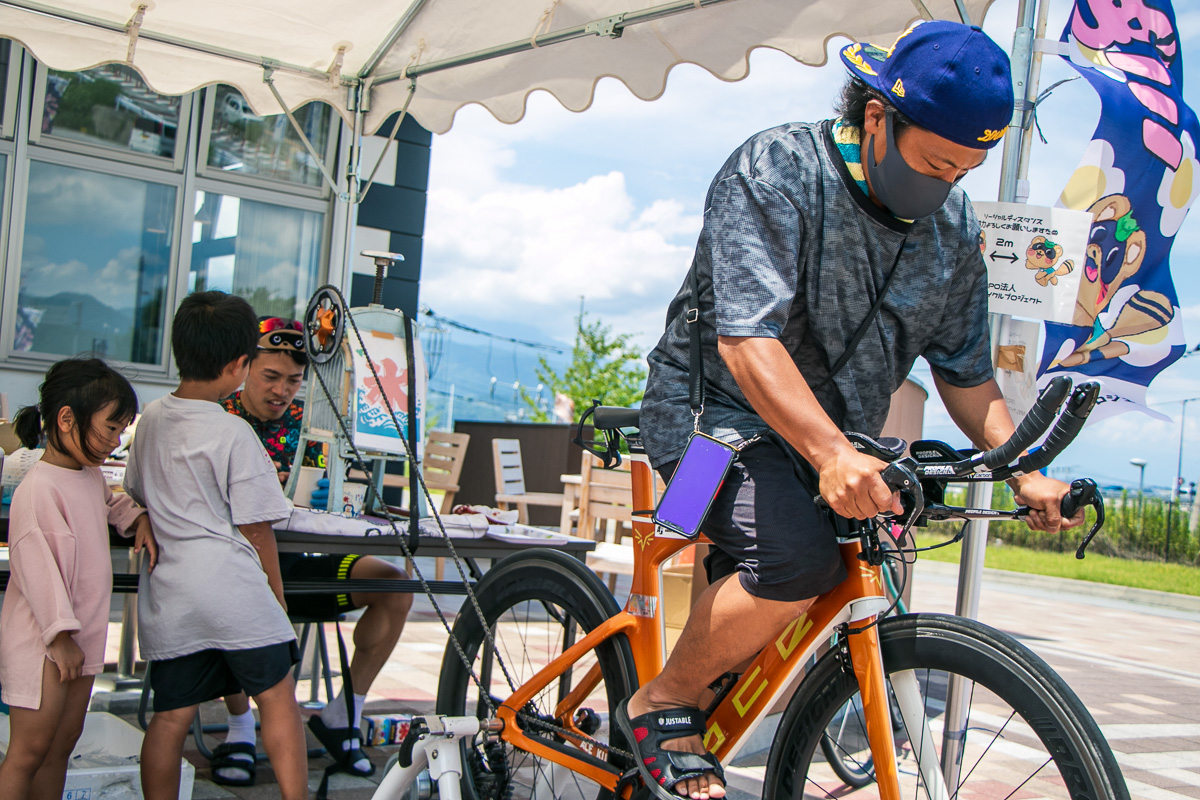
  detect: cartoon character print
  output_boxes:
[1070,0,1183,169]
[1056,194,1173,368]
[1025,236,1075,286]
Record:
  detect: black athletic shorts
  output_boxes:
[149,640,300,711]
[658,434,847,602]
[280,553,365,618]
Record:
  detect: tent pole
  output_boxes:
[340,85,365,289]
[941,0,1043,785]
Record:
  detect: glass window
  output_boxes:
[40,64,182,159]
[189,191,323,320]
[206,86,333,187]
[16,161,176,363]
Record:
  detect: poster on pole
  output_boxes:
[972,201,1091,324]
[349,328,426,457]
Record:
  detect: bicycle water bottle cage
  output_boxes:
[573,400,623,469]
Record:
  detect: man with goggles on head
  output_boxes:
[624,21,1086,800]
[210,316,410,785]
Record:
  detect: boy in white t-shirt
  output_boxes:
[125,291,306,800]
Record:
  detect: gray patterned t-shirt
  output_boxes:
[641,120,993,467]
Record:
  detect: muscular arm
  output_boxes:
[934,375,1082,532]
[718,335,901,519]
[239,521,287,610]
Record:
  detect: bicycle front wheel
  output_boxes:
[765,613,1128,800]
[436,549,638,800]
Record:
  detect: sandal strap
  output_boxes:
[211,741,257,760]
[663,751,726,784]
[632,706,707,739]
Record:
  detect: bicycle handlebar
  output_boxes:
[978,376,1072,469]
[1010,382,1100,475]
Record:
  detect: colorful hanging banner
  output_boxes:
[1037,0,1198,422]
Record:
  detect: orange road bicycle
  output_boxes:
[427,377,1128,800]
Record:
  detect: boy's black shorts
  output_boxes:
[657,434,847,603]
[280,553,365,618]
[149,640,300,711]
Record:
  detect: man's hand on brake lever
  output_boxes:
[1012,472,1085,532]
[819,445,904,520]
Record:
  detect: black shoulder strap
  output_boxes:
[687,237,907,413]
[687,262,704,418]
[814,237,907,391]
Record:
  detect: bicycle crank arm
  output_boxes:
[373,715,484,800]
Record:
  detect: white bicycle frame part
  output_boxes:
[371,715,482,800]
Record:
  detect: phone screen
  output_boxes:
[654,433,737,538]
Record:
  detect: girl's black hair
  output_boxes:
[13,358,139,463]
[836,75,916,138]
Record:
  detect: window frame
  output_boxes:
[0,146,188,373]
[28,62,192,173]
[196,85,339,200]
[0,41,22,140]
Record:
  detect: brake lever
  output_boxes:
[1066,479,1104,559]
[1012,478,1104,559]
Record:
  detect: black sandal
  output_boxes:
[210,741,257,787]
[612,699,725,800]
[308,715,376,777]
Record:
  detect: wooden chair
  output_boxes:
[566,453,666,593]
[492,439,568,527]
[422,431,471,514]
[350,431,470,579]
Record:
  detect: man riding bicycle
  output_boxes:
[617,20,1086,800]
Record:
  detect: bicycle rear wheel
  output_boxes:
[436,549,638,800]
[765,613,1128,800]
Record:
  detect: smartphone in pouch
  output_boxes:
[653,432,739,539]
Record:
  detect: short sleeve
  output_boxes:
[9,530,82,645]
[226,421,291,526]
[924,240,994,387]
[708,173,806,339]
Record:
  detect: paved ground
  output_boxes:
[83,554,1200,798]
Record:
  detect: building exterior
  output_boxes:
[0,41,431,410]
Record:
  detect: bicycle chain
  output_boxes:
[306,286,631,763]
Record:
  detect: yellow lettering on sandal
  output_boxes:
[775,614,814,660]
[731,666,768,716]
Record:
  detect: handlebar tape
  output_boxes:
[593,406,641,431]
[1014,382,1100,474]
[979,376,1072,469]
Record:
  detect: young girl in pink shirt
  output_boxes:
[0,358,158,800]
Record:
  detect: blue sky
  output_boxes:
[419,0,1200,491]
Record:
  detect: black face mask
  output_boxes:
[864,111,956,219]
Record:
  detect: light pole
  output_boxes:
[1164,396,1200,562]
[1130,457,1147,537]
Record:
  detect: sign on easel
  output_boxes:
[972,202,1091,324]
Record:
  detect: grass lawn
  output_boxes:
[913,532,1200,597]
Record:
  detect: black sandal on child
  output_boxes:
[612,699,726,800]
[308,715,377,777]
[209,741,257,787]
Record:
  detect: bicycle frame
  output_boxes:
[488,454,915,800]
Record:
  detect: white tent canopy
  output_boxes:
[0,0,997,135]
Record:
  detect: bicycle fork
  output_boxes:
[847,624,951,800]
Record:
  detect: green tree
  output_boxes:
[521,312,647,422]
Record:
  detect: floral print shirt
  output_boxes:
[222,391,325,471]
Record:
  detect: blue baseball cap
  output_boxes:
[839,20,1014,150]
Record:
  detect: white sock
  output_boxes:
[226,709,256,744]
[213,710,256,782]
[321,690,367,730]
[320,691,371,772]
